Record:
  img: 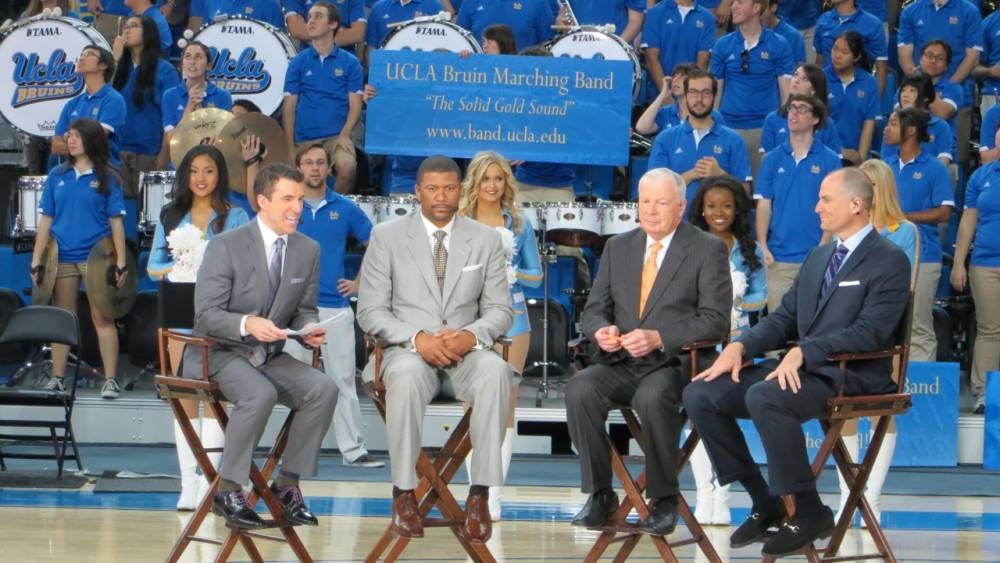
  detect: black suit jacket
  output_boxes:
[738,229,911,395]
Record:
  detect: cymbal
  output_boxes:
[84,238,138,320]
[214,113,290,195]
[32,239,58,305]
[169,108,234,168]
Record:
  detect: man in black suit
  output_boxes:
[683,167,911,556]
[566,167,732,536]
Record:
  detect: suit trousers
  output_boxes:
[682,362,836,496]
[211,352,338,485]
[379,347,513,489]
[565,362,688,499]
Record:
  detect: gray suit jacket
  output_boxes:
[356,213,513,371]
[582,222,732,376]
[184,219,321,375]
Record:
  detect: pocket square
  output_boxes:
[461,264,483,272]
[291,277,306,284]
[838,280,861,287]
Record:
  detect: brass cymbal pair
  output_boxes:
[32,238,138,320]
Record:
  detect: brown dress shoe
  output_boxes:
[464,493,492,543]
[391,491,424,538]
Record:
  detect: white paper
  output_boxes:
[283,310,348,336]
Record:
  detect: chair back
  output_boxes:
[893,290,916,394]
[0,288,27,364]
[158,279,196,329]
[0,306,80,348]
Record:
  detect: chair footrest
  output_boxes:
[0,452,78,461]
[423,517,465,528]
[223,519,298,531]
[0,432,71,440]
[0,420,69,429]
[823,552,887,563]
[186,535,224,546]
[589,523,643,534]
[242,530,294,543]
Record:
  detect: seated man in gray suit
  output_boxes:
[187,164,338,529]
[566,167,732,536]
[357,156,513,543]
[684,168,911,557]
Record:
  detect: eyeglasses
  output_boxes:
[686,88,714,99]
[77,51,98,60]
[787,104,814,115]
[740,49,750,72]
[921,52,947,62]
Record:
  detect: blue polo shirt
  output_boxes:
[229,191,256,218]
[647,119,753,203]
[858,0,887,22]
[755,139,842,263]
[773,20,807,64]
[138,5,174,53]
[654,106,725,132]
[572,0,645,33]
[759,110,844,156]
[54,84,127,169]
[385,155,422,193]
[641,1,716,80]
[457,0,555,52]
[298,190,373,308]
[825,65,880,150]
[365,0,444,48]
[982,11,1000,95]
[898,0,984,79]
[98,0,132,16]
[515,162,576,188]
[964,159,1000,266]
[979,103,1000,151]
[284,0,366,26]
[711,27,795,129]
[284,46,364,143]
[880,114,955,162]
[39,165,127,263]
[886,150,954,263]
[161,81,234,130]
[118,58,181,156]
[931,76,967,134]
[814,8,888,64]
[193,0,286,30]
[777,0,822,30]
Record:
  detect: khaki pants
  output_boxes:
[802,26,816,64]
[517,183,590,285]
[120,151,159,198]
[766,261,800,314]
[910,262,941,363]
[737,127,763,179]
[970,266,1000,397]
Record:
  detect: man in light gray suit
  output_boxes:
[186,164,338,530]
[566,168,732,536]
[357,156,513,544]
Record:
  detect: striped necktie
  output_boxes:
[820,243,849,299]
[433,230,447,292]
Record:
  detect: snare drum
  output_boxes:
[600,201,638,237]
[193,16,297,115]
[543,202,602,247]
[11,176,46,237]
[548,27,642,100]
[382,20,483,53]
[139,171,175,233]
[346,195,380,224]
[519,201,544,233]
[0,16,111,137]
[377,195,418,223]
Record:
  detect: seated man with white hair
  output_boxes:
[566,167,732,536]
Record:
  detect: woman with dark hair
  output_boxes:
[482,23,517,55]
[112,15,180,197]
[685,174,766,526]
[760,63,843,156]
[147,144,249,511]
[825,30,879,164]
[30,118,128,401]
[880,72,954,166]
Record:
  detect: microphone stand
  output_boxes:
[527,215,561,407]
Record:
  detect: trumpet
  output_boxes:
[556,0,578,27]
[631,131,653,151]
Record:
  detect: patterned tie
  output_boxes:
[433,230,447,292]
[266,237,284,313]
[638,241,662,317]
[820,243,849,299]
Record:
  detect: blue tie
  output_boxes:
[820,244,849,299]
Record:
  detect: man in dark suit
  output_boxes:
[187,164,338,529]
[683,167,911,557]
[566,167,732,535]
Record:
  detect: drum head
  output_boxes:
[32,239,58,305]
[382,21,482,53]
[84,237,138,319]
[548,28,641,99]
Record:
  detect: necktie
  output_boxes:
[820,243,849,299]
[638,241,662,317]
[433,230,447,292]
[267,237,284,312]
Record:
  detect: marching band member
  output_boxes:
[124,0,173,52]
[559,0,646,44]
[641,0,715,98]
[285,0,367,50]
[813,0,888,93]
[759,63,843,157]
[160,40,233,164]
[897,0,983,83]
[763,0,806,65]
[147,144,249,510]
[31,119,129,400]
[188,0,286,31]
[880,72,955,166]
[20,0,80,19]
[364,0,444,67]
[456,0,555,53]
[916,40,967,139]
[825,30,879,165]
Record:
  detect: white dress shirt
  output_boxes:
[644,231,675,270]
[240,219,289,336]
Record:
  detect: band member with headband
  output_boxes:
[284,0,367,50]
[31,118,129,400]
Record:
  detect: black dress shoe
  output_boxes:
[212,490,266,529]
[730,502,786,547]
[638,497,679,536]
[571,490,619,527]
[762,506,835,557]
[271,483,319,526]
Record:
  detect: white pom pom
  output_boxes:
[52,7,62,16]
[183,29,194,39]
[41,8,52,16]
[177,38,188,49]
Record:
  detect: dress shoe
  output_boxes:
[212,490,266,529]
[730,501,786,547]
[464,493,492,543]
[390,491,424,538]
[762,506,835,556]
[639,497,680,536]
[271,483,318,526]
[571,490,619,527]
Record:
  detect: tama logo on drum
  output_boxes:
[26,27,62,37]
[207,47,272,94]
[572,34,599,42]
[220,25,253,34]
[10,49,83,108]
[415,27,446,36]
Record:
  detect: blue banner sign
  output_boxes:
[985,371,1000,470]
[365,50,633,166]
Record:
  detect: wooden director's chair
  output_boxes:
[154,328,321,563]
[583,341,723,563]
[361,336,510,563]
[762,292,916,563]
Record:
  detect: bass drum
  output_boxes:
[382,20,482,53]
[193,16,297,116]
[548,27,642,100]
[0,16,110,137]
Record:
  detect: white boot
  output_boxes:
[174,418,201,511]
[710,477,731,525]
[836,433,860,525]
[489,428,515,522]
[861,431,896,529]
[198,418,225,502]
[689,439,715,525]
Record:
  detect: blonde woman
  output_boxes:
[459,151,543,521]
